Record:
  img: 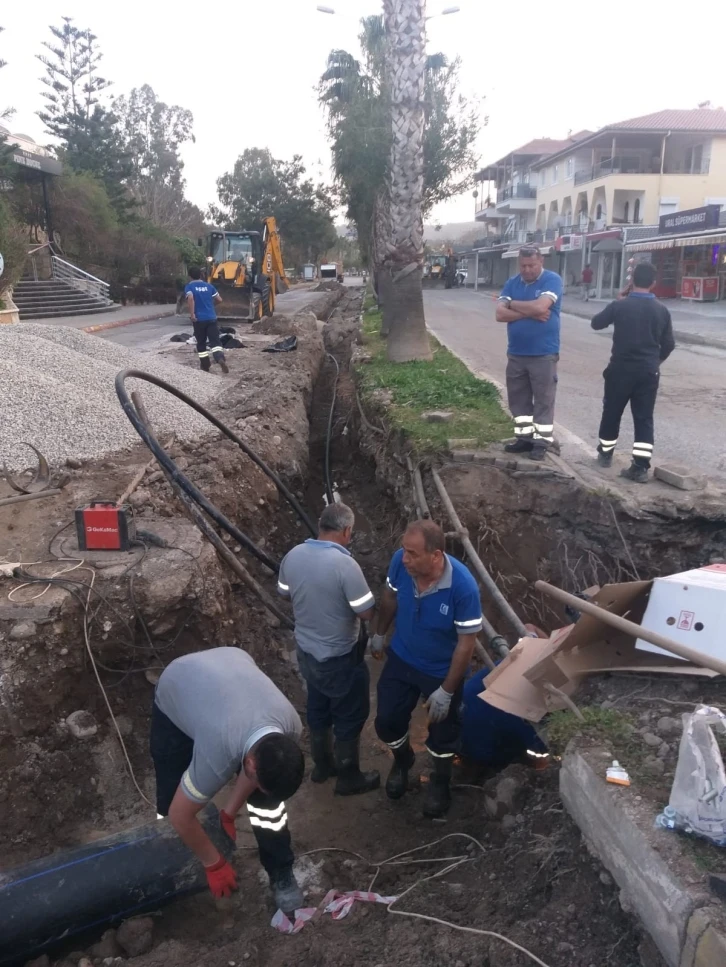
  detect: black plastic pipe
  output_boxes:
[114,370,317,573]
[0,806,232,966]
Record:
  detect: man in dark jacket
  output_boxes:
[592,261,675,483]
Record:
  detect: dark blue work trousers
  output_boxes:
[374,649,462,755]
[296,644,370,741]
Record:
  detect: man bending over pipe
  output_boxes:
[150,647,305,912]
[370,520,483,817]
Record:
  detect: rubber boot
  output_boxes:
[212,350,229,374]
[333,737,380,796]
[620,462,649,483]
[269,865,303,914]
[310,729,337,783]
[423,754,453,818]
[504,437,533,453]
[385,740,416,800]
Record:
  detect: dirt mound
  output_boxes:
[313,280,346,293]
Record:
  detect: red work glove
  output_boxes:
[205,856,238,898]
[220,809,237,843]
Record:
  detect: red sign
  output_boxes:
[681,277,701,299]
[704,277,719,297]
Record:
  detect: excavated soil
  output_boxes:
[2,290,686,967]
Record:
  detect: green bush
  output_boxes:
[0,195,28,298]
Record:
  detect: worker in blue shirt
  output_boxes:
[370,520,483,818]
[185,267,228,374]
[495,246,563,461]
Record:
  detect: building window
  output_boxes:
[634,198,640,223]
[565,157,573,178]
[659,198,678,217]
[596,203,602,220]
[623,201,630,223]
[553,165,559,184]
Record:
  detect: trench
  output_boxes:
[4,291,724,967]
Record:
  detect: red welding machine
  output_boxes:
[75,501,136,551]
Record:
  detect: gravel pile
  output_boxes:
[0,324,224,470]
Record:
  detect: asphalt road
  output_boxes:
[101,287,331,352]
[424,288,726,483]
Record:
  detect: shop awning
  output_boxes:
[501,245,553,258]
[625,231,726,253]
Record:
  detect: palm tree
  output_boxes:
[381,0,431,362]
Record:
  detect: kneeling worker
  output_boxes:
[277,502,380,795]
[371,521,483,817]
[150,647,305,912]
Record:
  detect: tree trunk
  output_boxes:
[382,0,431,362]
[378,266,394,335]
[385,266,432,361]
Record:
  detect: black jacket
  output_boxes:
[591,293,675,369]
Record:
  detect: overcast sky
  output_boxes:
[3,1,725,227]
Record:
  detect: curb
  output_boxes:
[81,308,178,334]
[563,305,726,353]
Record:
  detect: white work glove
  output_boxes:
[368,634,385,660]
[425,686,453,723]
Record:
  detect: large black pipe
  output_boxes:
[114,369,317,573]
[0,806,232,966]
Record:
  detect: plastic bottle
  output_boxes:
[606,760,630,786]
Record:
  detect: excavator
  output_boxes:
[197,217,290,320]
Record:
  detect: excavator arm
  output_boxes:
[262,218,290,295]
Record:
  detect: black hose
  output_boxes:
[114,370,317,573]
[324,352,339,505]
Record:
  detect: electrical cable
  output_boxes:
[323,352,340,505]
[295,835,551,967]
[114,369,317,573]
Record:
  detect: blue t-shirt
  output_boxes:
[185,280,219,322]
[386,549,483,678]
[499,269,563,356]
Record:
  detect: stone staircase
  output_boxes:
[13,278,115,320]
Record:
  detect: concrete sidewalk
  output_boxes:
[19,304,177,333]
[561,294,726,351]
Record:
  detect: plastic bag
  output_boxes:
[656,705,726,846]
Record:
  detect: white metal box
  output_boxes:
[636,564,726,662]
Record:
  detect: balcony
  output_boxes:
[497,184,537,202]
[574,157,711,186]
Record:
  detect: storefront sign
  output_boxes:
[659,205,721,236]
[682,276,719,300]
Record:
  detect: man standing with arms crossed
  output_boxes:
[185,266,228,374]
[150,646,306,913]
[277,503,380,796]
[495,246,563,460]
[592,261,675,482]
[371,521,483,818]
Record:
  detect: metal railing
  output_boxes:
[574,157,711,186]
[51,256,111,302]
[497,184,537,203]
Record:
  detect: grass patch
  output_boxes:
[357,307,510,453]
[546,706,637,757]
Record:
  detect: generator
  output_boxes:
[75,501,136,552]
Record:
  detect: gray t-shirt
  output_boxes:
[277,539,374,661]
[155,647,302,804]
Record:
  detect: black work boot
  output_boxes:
[310,729,337,783]
[620,462,649,483]
[269,865,303,914]
[423,755,453,818]
[212,350,229,374]
[528,443,549,462]
[334,738,380,796]
[504,437,533,453]
[597,449,613,468]
[385,739,416,800]
[199,357,211,373]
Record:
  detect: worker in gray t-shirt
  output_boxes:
[151,647,305,913]
[278,503,380,797]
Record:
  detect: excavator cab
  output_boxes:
[198,218,289,320]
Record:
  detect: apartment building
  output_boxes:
[472,108,726,298]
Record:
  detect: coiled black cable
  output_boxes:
[114,369,317,573]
